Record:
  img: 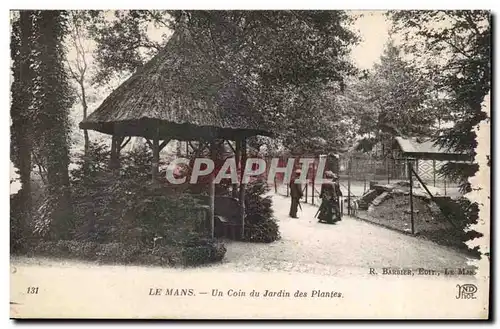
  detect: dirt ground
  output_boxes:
[359,194,451,233]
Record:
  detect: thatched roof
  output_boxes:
[80,28,271,141]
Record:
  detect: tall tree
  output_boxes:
[11,11,36,224]
[35,11,75,238]
[390,10,491,191]
[67,11,92,157]
[353,40,438,156]
[278,82,359,155]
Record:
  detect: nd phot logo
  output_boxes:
[456,284,478,300]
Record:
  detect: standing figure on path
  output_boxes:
[289,169,303,218]
[317,171,342,224]
[332,173,343,221]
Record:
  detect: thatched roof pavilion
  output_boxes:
[80,28,272,239]
[80,28,270,141]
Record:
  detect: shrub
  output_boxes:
[243,179,281,243]
[182,239,227,266]
[69,142,207,247]
[11,178,48,253]
[34,193,63,239]
[21,141,228,267]
[30,241,56,257]
[244,214,281,243]
[435,197,482,257]
[10,191,27,254]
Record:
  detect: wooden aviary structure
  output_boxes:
[80,28,271,239]
[393,136,472,233]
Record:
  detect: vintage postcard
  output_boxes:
[9,9,491,319]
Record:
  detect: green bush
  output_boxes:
[10,191,27,254]
[243,179,281,243]
[34,193,63,239]
[18,141,228,267]
[30,241,56,256]
[69,142,206,246]
[244,214,281,243]
[182,239,227,266]
[436,197,482,257]
[11,176,49,252]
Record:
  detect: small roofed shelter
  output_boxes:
[79,28,272,239]
[393,136,471,162]
[392,136,472,186]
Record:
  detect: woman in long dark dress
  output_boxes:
[317,171,340,224]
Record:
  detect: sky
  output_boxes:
[351,11,391,70]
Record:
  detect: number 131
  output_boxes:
[27,287,39,294]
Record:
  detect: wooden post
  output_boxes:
[312,160,315,205]
[444,176,447,196]
[233,139,241,198]
[239,137,247,240]
[151,127,160,182]
[404,159,408,180]
[176,140,181,156]
[393,158,397,180]
[209,140,216,239]
[387,157,390,184]
[433,159,436,187]
[409,160,415,235]
[305,180,308,204]
[109,135,120,170]
[286,172,289,197]
[347,157,351,216]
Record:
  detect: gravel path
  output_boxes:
[217,194,473,276]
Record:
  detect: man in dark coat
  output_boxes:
[289,169,303,218]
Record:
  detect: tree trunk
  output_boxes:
[109,136,120,171]
[19,12,33,209]
[37,11,74,239]
[11,11,36,228]
[80,79,90,157]
[176,140,182,157]
[79,79,90,173]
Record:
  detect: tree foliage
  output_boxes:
[390,10,491,192]
[341,40,440,156]
[170,11,359,150]
[88,10,360,154]
[368,41,437,137]
[87,10,169,85]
